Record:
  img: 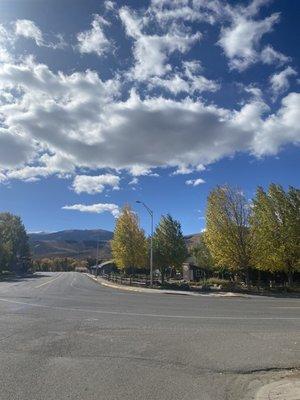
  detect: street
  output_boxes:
[0,272,299,400]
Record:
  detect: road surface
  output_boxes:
[0,272,299,400]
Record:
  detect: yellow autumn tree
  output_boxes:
[111,205,147,274]
[205,185,252,283]
[250,184,300,286]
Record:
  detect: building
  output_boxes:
[182,256,208,282]
[91,260,117,276]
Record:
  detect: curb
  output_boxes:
[85,274,249,298]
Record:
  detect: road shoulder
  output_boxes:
[85,273,250,298]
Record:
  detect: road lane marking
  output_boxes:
[34,273,62,288]
[0,297,300,321]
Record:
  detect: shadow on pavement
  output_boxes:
[0,273,51,283]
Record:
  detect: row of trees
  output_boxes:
[0,212,31,274]
[33,257,88,272]
[111,184,299,287]
[205,184,299,286]
[111,206,187,283]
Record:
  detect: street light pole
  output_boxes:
[136,200,153,287]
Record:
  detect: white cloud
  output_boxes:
[104,1,116,11]
[77,14,111,56]
[128,165,154,177]
[5,153,74,182]
[0,24,14,63]
[0,58,299,185]
[0,129,35,168]
[172,163,205,175]
[251,92,300,155]
[62,203,120,217]
[149,0,224,25]
[149,0,285,72]
[119,6,201,80]
[14,19,66,49]
[72,174,120,194]
[149,60,219,95]
[270,66,297,98]
[129,177,138,185]
[261,45,290,66]
[15,19,44,46]
[219,13,280,71]
[185,178,206,186]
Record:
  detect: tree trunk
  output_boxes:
[244,268,250,289]
[257,270,261,290]
[287,271,293,287]
[161,269,165,285]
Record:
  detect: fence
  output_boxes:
[101,273,155,287]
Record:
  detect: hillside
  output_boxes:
[29,229,113,260]
[29,229,201,259]
[184,233,202,249]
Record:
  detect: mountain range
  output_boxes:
[29,229,113,260]
[29,229,201,260]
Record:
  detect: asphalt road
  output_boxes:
[0,272,299,400]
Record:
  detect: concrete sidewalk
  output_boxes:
[86,274,249,298]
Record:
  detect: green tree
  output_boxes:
[250,184,300,286]
[111,205,147,273]
[205,186,251,284]
[0,212,31,274]
[153,214,188,284]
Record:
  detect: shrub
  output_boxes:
[161,281,190,291]
[205,278,231,286]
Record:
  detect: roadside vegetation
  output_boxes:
[110,183,300,293]
[1,183,299,292]
[0,212,89,277]
[32,257,88,272]
[0,212,31,277]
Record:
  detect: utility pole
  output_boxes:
[96,241,99,276]
[136,200,153,287]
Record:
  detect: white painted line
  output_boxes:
[0,297,300,321]
[34,273,62,288]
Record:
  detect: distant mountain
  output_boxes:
[29,229,113,260]
[29,228,201,259]
[184,233,202,249]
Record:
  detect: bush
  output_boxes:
[205,278,231,286]
[192,278,237,291]
[161,281,190,291]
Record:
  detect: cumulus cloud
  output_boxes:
[62,203,120,217]
[185,178,205,186]
[251,92,300,155]
[150,0,286,71]
[172,163,205,175]
[270,66,297,98]
[0,129,35,168]
[261,45,290,66]
[5,153,74,182]
[77,14,111,56]
[0,35,299,186]
[72,174,120,194]
[0,24,14,63]
[219,13,280,71]
[119,6,201,80]
[149,60,219,95]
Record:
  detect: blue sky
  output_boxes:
[0,0,299,235]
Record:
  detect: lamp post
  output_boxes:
[136,200,153,287]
